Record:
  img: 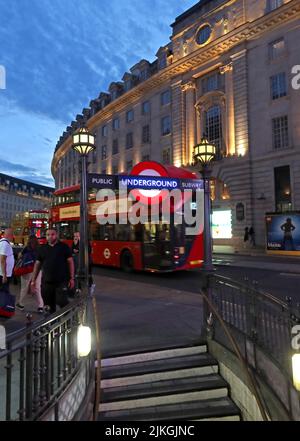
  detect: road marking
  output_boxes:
[279,273,300,277]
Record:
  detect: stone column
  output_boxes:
[181,81,196,165]
[230,49,249,157]
[220,62,235,155]
[171,80,185,167]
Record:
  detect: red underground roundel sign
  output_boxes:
[129,161,172,205]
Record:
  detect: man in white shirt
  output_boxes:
[0,228,15,291]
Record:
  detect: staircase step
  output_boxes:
[99,387,228,413]
[101,374,227,403]
[98,397,241,421]
[101,345,207,368]
[101,353,218,380]
[101,365,219,389]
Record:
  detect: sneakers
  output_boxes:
[37,307,44,313]
[16,303,25,311]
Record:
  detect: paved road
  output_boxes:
[92,253,300,303]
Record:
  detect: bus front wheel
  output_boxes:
[121,250,134,273]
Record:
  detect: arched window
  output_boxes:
[205,106,222,157]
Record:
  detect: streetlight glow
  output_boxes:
[72,125,96,285]
[193,137,217,166]
[292,353,300,391]
[77,325,92,357]
[72,127,95,156]
[193,136,216,273]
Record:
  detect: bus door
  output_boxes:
[142,222,172,270]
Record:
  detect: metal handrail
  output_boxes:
[0,294,93,421]
[215,274,288,309]
[201,289,271,421]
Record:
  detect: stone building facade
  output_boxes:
[51,0,300,247]
[0,173,53,228]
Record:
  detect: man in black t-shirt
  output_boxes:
[30,229,75,313]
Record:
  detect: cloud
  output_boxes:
[0,159,54,187]
[0,0,196,185]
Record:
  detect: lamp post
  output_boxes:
[72,127,95,286]
[193,136,216,272]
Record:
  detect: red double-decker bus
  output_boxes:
[50,162,204,272]
[12,210,49,245]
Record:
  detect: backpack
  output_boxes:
[0,288,15,318]
[13,248,35,277]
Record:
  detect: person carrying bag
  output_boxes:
[15,235,44,313]
[0,229,15,318]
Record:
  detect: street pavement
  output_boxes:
[1,275,204,358]
[2,247,300,338]
[213,245,300,274]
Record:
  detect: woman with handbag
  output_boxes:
[15,235,44,312]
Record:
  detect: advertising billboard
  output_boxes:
[212,210,232,239]
[266,212,300,256]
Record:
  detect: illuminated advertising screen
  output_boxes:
[212,210,232,239]
[266,212,300,255]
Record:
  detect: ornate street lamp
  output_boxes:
[193,136,216,272]
[72,127,95,285]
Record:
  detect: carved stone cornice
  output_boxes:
[195,90,226,115]
[219,62,233,75]
[181,80,196,92]
[52,0,300,175]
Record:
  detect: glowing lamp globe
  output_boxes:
[72,127,95,156]
[193,137,216,166]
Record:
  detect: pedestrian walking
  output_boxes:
[30,229,75,313]
[249,227,256,248]
[243,227,250,249]
[16,235,44,312]
[0,228,15,291]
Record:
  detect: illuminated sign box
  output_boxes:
[212,210,232,239]
[266,212,300,256]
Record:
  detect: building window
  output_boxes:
[92,149,97,164]
[271,73,287,99]
[268,0,283,12]
[126,110,134,123]
[124,80,132,92]
[158,56,167,70]
[139,69,149,81]
[111,90,118,100]
[142,154,150,162]
[161,90,171,106]
[161,116,171,136]
[126,160,133,172]
[142,101,150,115]
[101,145,107,160]
[112,139,119,155]
[202,73,220,94]
[205,106,222,156]
[112,165,118,175]
[126,132,134,150]
[274,165,292,212]
[112,118,120,130]
[269,38,285,60]
[196,25,212,45]
[142,125,150,144]
[102,125,108,137]
[102,168,106,175]
[162,149,170,164]
[272,116,289,149]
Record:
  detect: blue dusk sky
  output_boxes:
[0,0,197,186]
